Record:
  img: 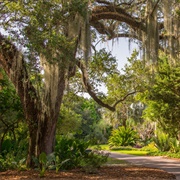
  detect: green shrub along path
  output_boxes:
[108,151,180,180]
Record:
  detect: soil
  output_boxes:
[0,165,176,180]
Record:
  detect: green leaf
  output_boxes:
[39,152,47,164]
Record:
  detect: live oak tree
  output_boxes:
[0,0,179,167]
[0,0,90,167]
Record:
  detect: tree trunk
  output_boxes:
[0,33,67,167]
[26,88,66,167]
[26,123,38,167]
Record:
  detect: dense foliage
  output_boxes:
[0,69,28,171]
[136,55,180,138]
[0,0,180,171]
[108,126,139,147]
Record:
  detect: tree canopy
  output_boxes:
[0,0,179,167]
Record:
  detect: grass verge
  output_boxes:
[90,144,149,156]
[111,149,149,156]
[105,157,127,165]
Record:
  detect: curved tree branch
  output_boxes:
[112,91,137,108]
[94,0,111,5]
[76,60,115,111]
[76,60,137,111]
[90,4,165,43]
[90,5,146,32]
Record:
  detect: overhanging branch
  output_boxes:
[112,91,137,108]
[76,60,138,111]
[76,60,115,111]
[90,5,146,32]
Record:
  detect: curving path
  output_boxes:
[108,152,180,180]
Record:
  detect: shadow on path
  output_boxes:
[108,152,180,180]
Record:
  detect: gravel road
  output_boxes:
[108,152,180,180]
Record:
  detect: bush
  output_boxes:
[80,150,109,173]
[55,136,109,172]
[0,153,26,171]
[108,126,139,147]
[153,131,171,152]
[169,138,180,153]
[141,142,158,152]
[0,154,16,171]
[0,136,28,171]
[55,136,89,169]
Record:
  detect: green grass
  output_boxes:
[111,149,149,156]
[105,157,127,165]
[91,144,180,159]
[148,151,180,158]
[90,144,109,150]
[90,144,149,156]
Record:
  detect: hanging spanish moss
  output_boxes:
[144,0,158,69]
[139,0,180,68]
[79,11,91,65]
[162,0,180,66]
[68,3,91,66]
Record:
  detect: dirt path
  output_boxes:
[108,152,180,180]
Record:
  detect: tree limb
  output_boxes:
[76,60,138,112]
[94,0,111,5]
[112,91,137,108]
[150,0,160,17]
[90,5,146,32]
[76,60,115,111]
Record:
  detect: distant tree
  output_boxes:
[136,54,180,139]
[57,104,82,136]
[73,99,102,140]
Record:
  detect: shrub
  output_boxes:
[55,136,89,169]
[108,126,139,147]
[153,131,171,152]
[80,150,109,173]
[169,138,180,153]
[141,142,158,152]
[55,136,108,172]
[0,153,26,171]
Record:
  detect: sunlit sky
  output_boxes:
[96,38,139,72]
[91,38,139,95]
